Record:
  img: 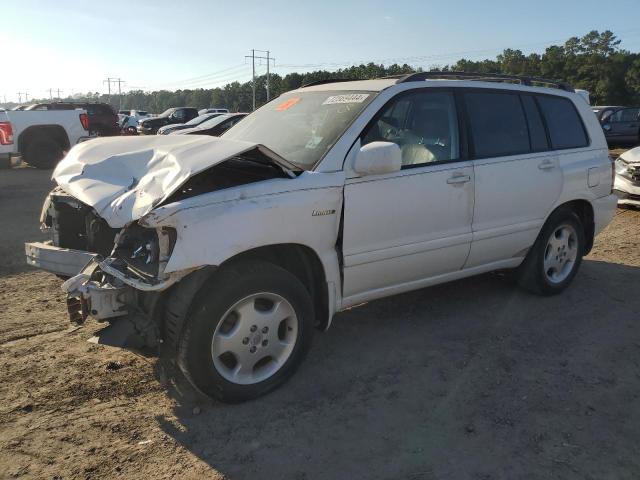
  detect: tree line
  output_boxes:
[4,30,640,112]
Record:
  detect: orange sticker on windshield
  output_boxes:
[276,97,300,111]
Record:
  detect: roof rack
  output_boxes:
[396,71,574,92]
[300,78,362,88]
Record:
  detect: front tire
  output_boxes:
[177,260,314,403]
[517,208,585,295]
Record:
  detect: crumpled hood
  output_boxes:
[620,147,640,164]
[53,135,278,227]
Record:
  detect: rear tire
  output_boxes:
[177,260,315,403]
[516,208,585,295]
[24,137,63,169]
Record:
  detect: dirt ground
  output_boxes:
[1,166,640,480]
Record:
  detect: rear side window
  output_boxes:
[521,95,549,151]
[536,96,588,149]
[464,92,529,158]
[609,108,640,123]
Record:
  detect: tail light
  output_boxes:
[0,121,14,145]
[79,113,90,130]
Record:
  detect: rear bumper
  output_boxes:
[25,241,97,277]
[592,194,619,236]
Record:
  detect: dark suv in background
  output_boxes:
[25,102,119,136]
[599,106,640,145]
[137,107,199,135]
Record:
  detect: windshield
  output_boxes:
[196,114,233,129]
[222,90,376,169]
[159,108,175,117]
[185,113,218,126]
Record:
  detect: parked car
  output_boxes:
[0,108,89,168]
[172,113,247,136]
[198,108,229,115]
[119,109,150,118]
[25,73,617,402]
[157,113,223,135]
[120,110,152,134]
[613,146,640,206]
[25,102,119,136]
[137,107,198,135]
[600,106,640,145]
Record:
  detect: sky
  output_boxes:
[2,0,640,103]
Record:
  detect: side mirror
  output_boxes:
[602,123,611,131]
[353,141,402,176]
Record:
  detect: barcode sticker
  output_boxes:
[322,94,370,105]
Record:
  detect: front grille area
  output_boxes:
[48,192,119,256]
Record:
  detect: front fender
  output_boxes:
[140,173,345,300]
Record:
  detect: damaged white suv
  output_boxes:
[26,73,617,402]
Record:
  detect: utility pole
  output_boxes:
[56,88,63,99]
[17,92,29,103]
[114,78,125,111]
[104,78,112,104]
[244,50,275,111]
[246,50,255,111]
[266,50,271,102]
[47,88,53,100]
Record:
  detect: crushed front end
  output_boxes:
[614,155,640,207]
[26,188,184,348]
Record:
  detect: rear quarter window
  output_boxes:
[536,96,588,149]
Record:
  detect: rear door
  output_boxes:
[464,90,563,268]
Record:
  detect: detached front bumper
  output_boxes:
[25,241,98,277]
[613,174,640,207]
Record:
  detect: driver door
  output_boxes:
[341,90,474,304]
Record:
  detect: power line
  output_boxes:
[155,64,248,89]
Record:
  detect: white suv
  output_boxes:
[25,72,617,402]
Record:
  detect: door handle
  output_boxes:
[446,174,471,184]
[538,160,556,170]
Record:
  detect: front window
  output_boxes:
[223,90,377,169]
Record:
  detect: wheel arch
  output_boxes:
[219,244,330,330]
[18,125,71,155]
[162,243,331,353]
[547,199,595,255]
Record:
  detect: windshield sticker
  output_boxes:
[276,97,300,111]
[322,94,370,105]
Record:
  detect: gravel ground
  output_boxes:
[1,166,639,480]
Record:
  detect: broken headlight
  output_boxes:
[113,224,176,281]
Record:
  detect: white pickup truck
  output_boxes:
[0,108,90,168]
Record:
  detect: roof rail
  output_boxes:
[396,71,574,92]
[300,78,362,88]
